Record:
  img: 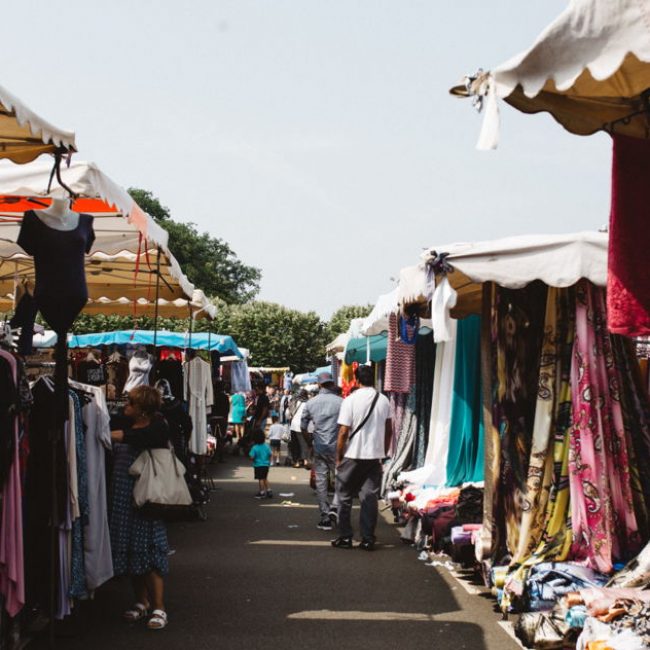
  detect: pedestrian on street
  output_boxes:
[229,391,246,440]
[109,385,171,630]
[249,431,273,498]
[288,389,309,467]
[331,365,391,551]
[300,372,343,531]
[267,414,285,466]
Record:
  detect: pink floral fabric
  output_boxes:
[569,281,640,573]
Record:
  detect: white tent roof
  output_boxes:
[0,160,168,249]
[0,84,76,163]
[452,0,650,149]
[399,231,608,313]
[360,288,398,336]
[0,160,195,304]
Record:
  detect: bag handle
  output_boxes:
[347,390,380,444]
[147,443,182,479]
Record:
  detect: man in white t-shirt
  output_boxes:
[331,365,391,551]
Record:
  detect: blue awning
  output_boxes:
[344,333,388,364]
[68,330,242,358]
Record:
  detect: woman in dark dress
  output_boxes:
[110,386,170,630]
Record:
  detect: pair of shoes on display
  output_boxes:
[359,539,376,551]
[317,517,333,531]
[331,536,353,549]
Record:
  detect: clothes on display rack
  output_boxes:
[76,354,106,386]
[155,357,184,401]
[184,355,214,455]
[446,315,484,487]
[123,350,153,394]
[17,210,95,336]
[105,351,129,397]
[412,332,435,469]
[0,349,27,617]
[230,359,252,393]
[569,280,640,574]
[9,282,38,356]
[384,313,415,393]
[607,133,650,337]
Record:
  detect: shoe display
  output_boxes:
[317,518,333,531]
[359,539,376,551]
[331,536,353,549]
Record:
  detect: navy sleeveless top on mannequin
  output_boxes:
[17,210,95,334]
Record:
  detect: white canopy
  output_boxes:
[452,0,650,149]
[360,288,398,336]
[0,160,168,249]
[0,84,76,163]
[0,160,195,304]
[399,231,608,313]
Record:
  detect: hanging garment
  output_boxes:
[9,285,38,356]
[16,210,95,335]
[68,392,88,600]
[613,335,650,542]
[492,281,547,560]
[607,134,650,337]
[387,392,408,456]
[230,359,251,393]
[432,276,458,343]
[155,358,184,401]
[569,280,640,573]
[105,352,129,396]
[184,357,214,455]
[423,318,458,486]
[69,381,114,591]
[502,288,576,612]
[123,352,153,394]
[384,313,415,393]
[412,332,436,469]
[446,315,484,487]
[0,350,24,617]
[381,387,417,495]
[76,359,105,386]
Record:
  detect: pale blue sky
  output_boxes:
[3,1,611,317]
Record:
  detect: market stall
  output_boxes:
[379,229,650,649]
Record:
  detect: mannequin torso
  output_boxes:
[34,197,79,231]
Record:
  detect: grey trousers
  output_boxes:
[335,458,382,541]
[313,452,339,517]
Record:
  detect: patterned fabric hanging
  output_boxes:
[384,313,415,393]
[569,280,640,573]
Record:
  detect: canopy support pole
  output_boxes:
[153,247,162,348]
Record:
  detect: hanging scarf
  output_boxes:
[569,280,640,573]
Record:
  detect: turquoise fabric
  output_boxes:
[446,315,484,486]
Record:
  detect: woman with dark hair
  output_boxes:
[110,385,171,630]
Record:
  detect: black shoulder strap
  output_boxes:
[348,391,380,443]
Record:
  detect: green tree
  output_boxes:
[128,188,261,304]
[213,301,328,371]
[327,304,373,339]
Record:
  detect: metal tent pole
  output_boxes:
[153,247,162,348]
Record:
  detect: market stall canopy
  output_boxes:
[450,0,650,149]
[399,231,608,315]
[0,84,76,163]
[360,288,397,336]
[326,331,351,357]
[0,160,168,248]
[344,333,389,365]
[68,330,242,356]
[0,160,195,303]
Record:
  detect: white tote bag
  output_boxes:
[129,445,193,510]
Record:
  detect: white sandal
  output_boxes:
[123,602,149,622]
[147,609,168,630]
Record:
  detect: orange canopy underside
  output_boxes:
[0,196,118,214]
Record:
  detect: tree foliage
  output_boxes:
[128,188,261,304]
[213,301,328,371]
[327,304,373,339]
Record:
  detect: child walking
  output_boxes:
[267,415,285,466]
[249,431,273,498]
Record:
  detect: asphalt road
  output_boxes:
[31,453,520,650]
